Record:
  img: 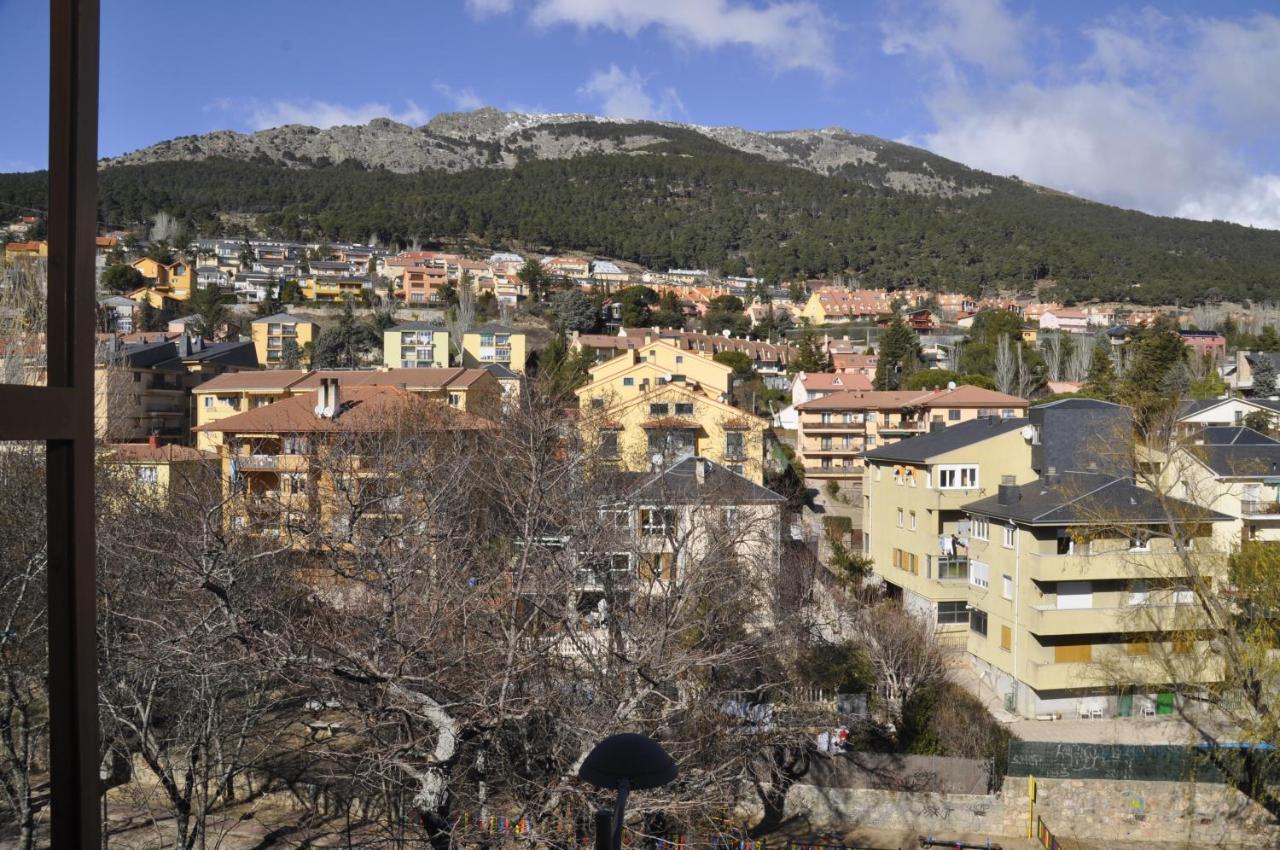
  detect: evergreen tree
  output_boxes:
[1084,341,1117,399]
[139,300,161,332]
[1252,356,1278,397]
[101,263,144,294]
[281,337,302,369]
[311,297,379,368]
[518,258,548,303]
[650,291,684,329]
[551,289,598,333]
[874,317,921,390]
[617,286,657,327]
[186,284,228,340]
[791,327,832,374]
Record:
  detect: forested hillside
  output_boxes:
[3,129,1279,304]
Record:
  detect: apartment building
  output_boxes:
[863,417,1038,645]
[129,256,195,300]
[578,340,733,410]
[1163,426,1280,551]
[383,322,451,369]
[1178,396,1280,431]
[192,367,502,450]
[100,437,218,497]
[461,325,528,373]
[795,385,1028,480]
[864,398,1231,718]
[571,329,797,377]
[581,379,769,484]
[196,379,493,542]
[251,313,319,368]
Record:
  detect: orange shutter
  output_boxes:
[1054,643,1093,664]
[1000,626,1012,651]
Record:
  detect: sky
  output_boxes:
[1,0,1279,229]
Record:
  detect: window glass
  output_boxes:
[970,608,988,636]
[938,601,968,624]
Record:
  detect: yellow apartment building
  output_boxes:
[582,380,768,484]
[251,313,319,368]
[130,256,195,300]
[302,277,367,302]
[796,385,1028,480]
[383,322,451,369]
[100,438,218,498]
[195,379,493,543]
[961,473,1227,718]
[192,367,502,450]
[864,398,1230,718]
[461,325,527,373]
[1161,425,1280,552]
[862,417,1038,647]
[578,339,734,410]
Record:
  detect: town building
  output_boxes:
[383,322,451,369]
[251,313,319,368]
[192,367,502,450]
[795,386,1029,480]
[100,437,218,497]
[578,339,734,410]
[1163,426,1280,551]
[1038,308,1090,334]
[461,325,528,372]
[1179,330,1228,361]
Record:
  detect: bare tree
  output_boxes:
[994,334,1016,395]
[446,271,476,363]
[0,445,48,850]
[150,211,178,246]
[1064,334,1096,383]
[1041,331,1064,382]
[0,258,47,386]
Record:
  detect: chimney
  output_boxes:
[1044,465,1058,485]
[997,474,1021,505]
[148,434,159,449]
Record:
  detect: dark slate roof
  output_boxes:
[861,416,1026,463]
[621,457,784,505]
[482,362,522,381]
[1197,426,1278,446]
[1033,398,1127,411]
[1178,398,1225,417]
[389,321,446,331]
[182,340,258,369]
[473,323,518,333]
[1184,436,1280,478]
[117,340,184,371]
[962,472,1230,526]
[252,312,312,324]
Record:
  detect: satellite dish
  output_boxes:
[947,380,957,390]
[1021,425,1036,441]
[651,453,664,468]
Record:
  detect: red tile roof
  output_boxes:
[195,386,493,434]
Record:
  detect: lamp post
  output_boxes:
[578,733,678,850]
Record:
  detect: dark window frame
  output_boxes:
[0,3,102,846]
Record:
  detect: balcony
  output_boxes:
[1026,603,1193,636]
[1025,649,1220,692]
[235,454,309,472]
[1026,549,1222,582]
[877,421,928,436]
[1241,500,1280,519]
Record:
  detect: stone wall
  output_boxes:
[785,775,1280,847]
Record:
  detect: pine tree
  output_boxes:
[874,317,920,390]
[281,337,302,369]
[1084,341,1116,399]
[1252,355,1278,397]
[791,327,831,374]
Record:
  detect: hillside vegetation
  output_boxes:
[2,121,1279,304]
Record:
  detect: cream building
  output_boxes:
[383,322,451,369]
[1162,426,1280,552]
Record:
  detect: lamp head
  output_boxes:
[578,733,678,792]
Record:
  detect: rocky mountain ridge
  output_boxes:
[102,107,992,198]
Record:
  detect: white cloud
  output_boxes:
[888,3,1280,230]
[579,65,683,120]
[433,82,486,111]
[882,0,1030,79]
[474,0,838,77]
[212,98,428,130]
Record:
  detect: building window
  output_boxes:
[675,402,694,416]
[936,464,978,489]
[675,355,684,364]
[821,436,833,450]
[649,403,669,417]
[591,398,605,410]
[948,409,961,421]
[598,507,630,531]
[728,464,743,475]
[866,436,876,447]
[725,431,745,460]
[970,560,989,589]
[639,552,677,582]
[600,431,619,458]
[1000,625,1012,651]
[203,396,213,409]
[640,508,676,536]
[820,412,832,424]
[970,608,988,636]
[843,413,855,424]
[1128,532,1151,552]
[909,511,917,531]
[283,435,308,455]
[972,517,989,540]
[938,601,968,625]
[1002,574,1014,599]
[1002,525,1015,548]
[897,508,904,527]
[623,377,635,386]
[1002,408,1015,418]
[136,466,158,485]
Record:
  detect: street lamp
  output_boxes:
[579,733,678,850]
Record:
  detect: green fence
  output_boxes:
[1007,742,1225,783]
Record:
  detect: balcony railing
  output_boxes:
[878,422,927,435]
[1241,500,1280,517]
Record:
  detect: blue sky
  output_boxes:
[2,0,1279,228]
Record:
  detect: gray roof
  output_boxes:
[1183,429,1280,478]
[482,362,522,381]
[862,416,1026,463]
[473,323,517,333]
[182,340,258,369]
[621,457,784,505]
[389,321,446,332]
[252,312,312,325]
[1033,398,1127,411]
[963,472,1230,526]
[1197,426,1277,446]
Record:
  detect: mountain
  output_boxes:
[3,109,1280,305]
[103,107,996,199]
